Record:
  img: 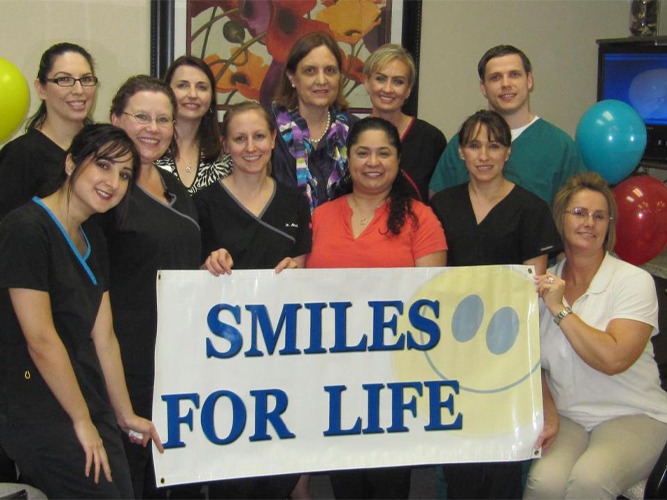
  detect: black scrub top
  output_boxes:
[0,199,113,425]
[97,168,201,392]
[194,179,312,270]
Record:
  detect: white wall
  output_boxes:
[0,0,151,142]
[1,0,665,149]
[418,0,638,138]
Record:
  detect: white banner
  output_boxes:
[153,266,542,486]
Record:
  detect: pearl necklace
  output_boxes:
[310,111,331,146]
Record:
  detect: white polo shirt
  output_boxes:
[540,252,667,431]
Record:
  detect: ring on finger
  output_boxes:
[547,277,555,284]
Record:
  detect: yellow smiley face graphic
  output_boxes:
[394,266,542,436]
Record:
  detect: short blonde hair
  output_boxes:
[552,172,617,252]
[363,44,416,89]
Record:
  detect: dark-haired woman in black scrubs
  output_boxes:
[0,124,163,499]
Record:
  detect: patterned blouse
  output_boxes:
[155,149,232,195]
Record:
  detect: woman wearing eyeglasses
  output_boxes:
[0,42,98,221]
[524,172,667,498]
[99,75,201,498]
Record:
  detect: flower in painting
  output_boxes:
[265,0,335,63]
[320,0,387,4]
[316,0,381,46]
[205,49,269,100]
[238,0,272,37]
[342,53,365,84]
[190,0,239,18]
[189,0,391,109]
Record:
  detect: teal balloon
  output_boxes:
[575,100,647,185]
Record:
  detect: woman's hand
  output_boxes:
[275,254,306,273]
[73,418,112,483]
[203,248,234,276]
[536,408,559,453]
[274,257,299,274]
[535,273,565,316]
[121,415,165,453]
[534,370,559,453]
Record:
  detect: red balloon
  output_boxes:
[613,175,667,265]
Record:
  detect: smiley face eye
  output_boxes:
[486,307,519,355]
[452,294,484,343]
[451,294,519,355]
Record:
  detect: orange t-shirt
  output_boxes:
[306,195,447,269]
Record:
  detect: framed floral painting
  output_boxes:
[150,0,422,115]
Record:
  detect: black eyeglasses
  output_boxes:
[45,76,99,87]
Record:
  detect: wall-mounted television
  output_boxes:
[597,37,667,167]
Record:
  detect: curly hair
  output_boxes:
[340,116,418,236]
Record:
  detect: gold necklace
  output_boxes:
[350,195,386,226]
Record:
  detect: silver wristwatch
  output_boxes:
[553,306,573,326]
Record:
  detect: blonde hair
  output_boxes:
[363,44,416,89]
[552,172,617,252]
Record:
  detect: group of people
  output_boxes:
[0,29,665,500]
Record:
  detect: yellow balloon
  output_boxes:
[0,58,30,144]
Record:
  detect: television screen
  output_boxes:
[598,38,667,164]
[601,52,667,126]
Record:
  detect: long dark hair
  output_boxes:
[340,116,417,236]
[163,55,222,163]
[26,42,96,131]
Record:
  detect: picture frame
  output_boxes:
[150,0,422,115]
